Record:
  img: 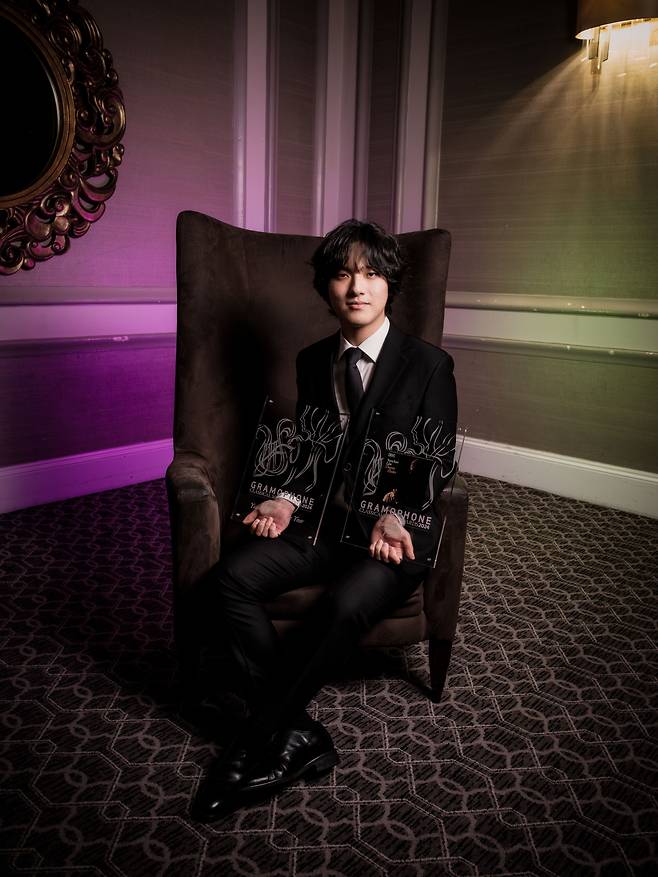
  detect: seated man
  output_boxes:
[192,218,457,821]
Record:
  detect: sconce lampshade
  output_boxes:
[576,0,658,38]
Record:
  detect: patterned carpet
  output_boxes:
[1,474,657,876]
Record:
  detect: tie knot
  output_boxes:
[344,347,363,367]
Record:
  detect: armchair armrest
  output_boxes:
[167,456,215,502]
[423,473,469,640]
[166,453,221,594]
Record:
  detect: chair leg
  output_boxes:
[428,638,452,703]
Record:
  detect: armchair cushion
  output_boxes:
[265,582,424,621]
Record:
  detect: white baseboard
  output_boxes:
[0,440,173,514]
[2,436,656,520]
[461,437,658,520]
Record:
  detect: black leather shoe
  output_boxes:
[241,720,338,796]
[191,737,261,822]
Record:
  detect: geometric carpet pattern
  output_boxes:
[1,475,657,876]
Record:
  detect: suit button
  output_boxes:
[344,463,352,472]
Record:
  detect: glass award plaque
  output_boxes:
[231,397,348,543]
[340,411,465,567]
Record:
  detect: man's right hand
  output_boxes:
[243,498,294,538]
[369,513,415,564]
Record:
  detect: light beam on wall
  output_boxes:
[576,0,658,71]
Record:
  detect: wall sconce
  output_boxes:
[576,0,658,71]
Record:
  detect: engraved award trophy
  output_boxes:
[232,398,348,543]
[340,411,465,567]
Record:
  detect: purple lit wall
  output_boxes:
[2,0,418,509]
[1,1,237,507]
[4,0,236,290]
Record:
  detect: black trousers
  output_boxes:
[203,519,423,738]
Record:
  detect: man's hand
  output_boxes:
[369,513,415,564]
[243,498,294,538]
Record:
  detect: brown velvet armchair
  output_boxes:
[166,211,468,702]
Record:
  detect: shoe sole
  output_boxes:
[301,749,339,779]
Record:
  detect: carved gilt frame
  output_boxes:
[0,0,125,275]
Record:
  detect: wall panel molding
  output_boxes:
[365,0,403,229]
[393,0,433,232]
[234,0,276,230]
[444,334,657,369]
[272,0,318,233]
[353,0,374,220]
[4,288,656,316]
[444,308,658,353]
[266,0,280,232]
[446,291,658,318]
[422,0,449,229]
[312,0,359,233]
[228,0,449,236]
[0,287,177,306]
[312,0,328,234]
[233,0,247,227]
[0,334,175,358]
[0,305,177,342]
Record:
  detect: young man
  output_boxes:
[192,219,457,821]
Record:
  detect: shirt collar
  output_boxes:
[338,317,390,363]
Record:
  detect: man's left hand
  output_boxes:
[369,513,415,564]
[243,498,294,538]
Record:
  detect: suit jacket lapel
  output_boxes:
[348,324,409,447]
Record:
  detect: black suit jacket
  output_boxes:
[296,323,458,557]
[296,322,457,462]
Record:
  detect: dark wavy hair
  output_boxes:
[311,219,405,316]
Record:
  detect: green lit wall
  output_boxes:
[438,3,658,299]
[438,1,658,475]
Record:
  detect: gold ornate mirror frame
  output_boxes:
[0,0,125,275]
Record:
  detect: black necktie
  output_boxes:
[344,347,364,416]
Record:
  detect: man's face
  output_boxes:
[327,244,389,338]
